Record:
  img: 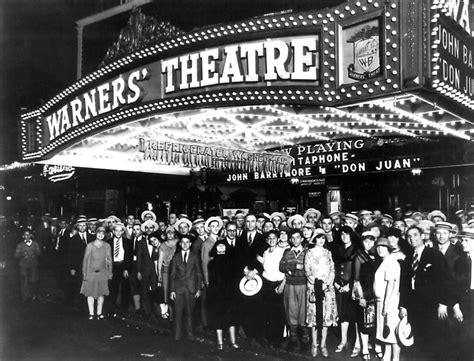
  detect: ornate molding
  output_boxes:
[101,7,183,66]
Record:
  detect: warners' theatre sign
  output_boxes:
[162,36,320,94]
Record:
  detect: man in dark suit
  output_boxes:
[236,213,268,346]
[434,222,463,360]
[136,220,160,317]
[190,217,208,329]
[170,236,202,341]
[399,225,450,360]
[452,229,474,361]
[66,217,94,308]
[107,222,133,315]
[53,218,70,293]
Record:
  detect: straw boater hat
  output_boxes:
[465,219,474,229]
[87,217,98,224]
[113,222,126,232]
[459,228,474,238]
[382,214,393,221]
[204,216,223,233]
[418,220,435,233]
[270,212,286,222]
[411,211,425,220]
[141,210,157,222]
[359,210,373,218]
[455,209,465,217]
[396,316,414,347]
[192,217,205,226]
[434,221,454,232]
[106,215,121,224]
[141,219,158,232]
[303,208,321,221]
[239,274,263,296]
[428,210,446,222]
[329,211,344,218]
[174,217,193,231]
[287,214,306,229]
[344,213,359,223]
[75,216,87,225]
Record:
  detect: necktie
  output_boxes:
[231,240,234,247]
[81,233,86,243]
[183,251,187,264]
[412,252,419,273]
[114,239,120,260]
[248,234,253,245]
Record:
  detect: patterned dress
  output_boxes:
[304,247,338,327]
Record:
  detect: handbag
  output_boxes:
[363,300,376,329]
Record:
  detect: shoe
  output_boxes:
[231,343,240,349]
[363,353,371,360]
[96,314,105,320]
[321,346,329,358]
[217,343,223,351]
[335,342,347,352]
[311,344,318,357]
[351,346,361,357]
[88,315,94,320]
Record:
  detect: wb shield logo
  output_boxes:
[347,25,380,81]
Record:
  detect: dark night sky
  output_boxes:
[0,0,346,164]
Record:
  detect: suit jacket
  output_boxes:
[136,236,159,289]
[107,237,133,272]
[400,247,450,310]
[67,232,94,272]
[191,235,206,256]
[236,230,268,273]
[170,250,202,294]
[454,255,472,313]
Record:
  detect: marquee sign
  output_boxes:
[19,0,474,168]
[430,0,474,110]
[138,137,293,173]
[20,0,407,163]
[213,138,427,183]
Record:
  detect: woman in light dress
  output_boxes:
[304,230,338,358]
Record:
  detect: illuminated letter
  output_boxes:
[83,89,97,120]
[200,48,220,87]
[241,42,264,82]
[127,70,142,103]
[220,45,244,84]
[97,83,111,114]
[111,76,126,109]
[179,53,200,90]
[46,112,61,141]
[291,38,318,80]
[70,98,84,126]
[264,40,291,81]
[162,57,179,93]
[59,105,71,134]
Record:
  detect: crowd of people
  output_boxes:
[2,206,474,361]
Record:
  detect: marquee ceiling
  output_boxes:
[40,92,473,174]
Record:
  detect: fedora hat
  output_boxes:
[428,210,446,222]
[270,212,286,222]
[287,214,306,229]
[174,217,193,231]
[141,220,158,232]
[303,208,321,222]
[396,316,414,347]
[239,274,263,296]
[204,216,223,233]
